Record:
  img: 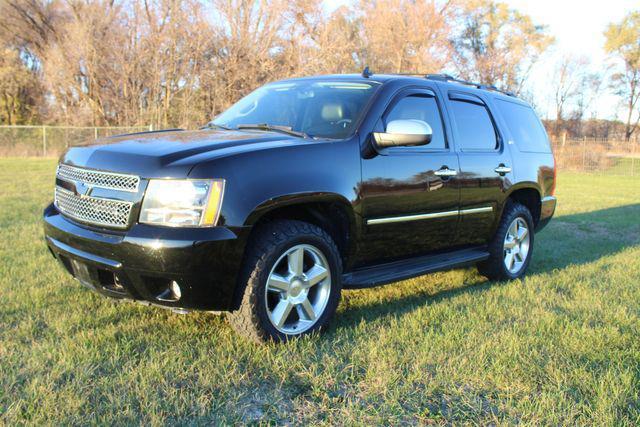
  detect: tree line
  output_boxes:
[0,1,638,141]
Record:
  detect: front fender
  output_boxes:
[245,192,357,226]
[187,137,362,229]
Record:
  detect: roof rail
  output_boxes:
[360,69,516,97]
[425,74,516,97]
[424,73,456,82]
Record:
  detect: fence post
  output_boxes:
[582,136,586,171]
[94,127,98,140]
[148,124,153,132]
[42,125,47,157]
[632,136,636,177]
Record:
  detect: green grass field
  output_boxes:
[1,158,639,425]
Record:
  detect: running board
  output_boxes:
[342,247,489,289]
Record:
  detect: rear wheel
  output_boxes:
[228,220,342,343]
[477,202,534,281]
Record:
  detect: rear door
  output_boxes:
[358,87,461,265]
[444,91,514,246]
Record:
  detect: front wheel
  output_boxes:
[228,220,342,343]
[477,202,534,281]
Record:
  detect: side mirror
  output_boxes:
[373,119,433,148]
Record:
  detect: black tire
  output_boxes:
[228,219,342,343]
[477,202,535,281]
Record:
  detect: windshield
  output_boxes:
[211,80,381,139]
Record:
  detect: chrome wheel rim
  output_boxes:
[503,217,530,274]
[264,244,331,335]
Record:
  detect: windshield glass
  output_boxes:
[212,80,381,139]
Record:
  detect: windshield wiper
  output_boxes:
[236,123,311,139]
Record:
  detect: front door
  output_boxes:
[357,88,461,266]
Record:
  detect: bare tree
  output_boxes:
[551,55,592,137]
[605,11,640,141]
[0,0,64,59]
[356,0,456,74]
[0,0,570,131]
[204,0,303,115]
[294,4,360,75]
[0,0,64,123]
[0,47,43,124]
[452,0,553,94]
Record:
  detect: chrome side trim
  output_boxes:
[367,210,459,225]
[367,206,493,225]
[459,206,493,215]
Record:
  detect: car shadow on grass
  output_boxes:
[337,204,640,328]
[531,203,640,272]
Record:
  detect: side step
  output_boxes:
[341,247,489,289]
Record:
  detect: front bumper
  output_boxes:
[43,203,251,311]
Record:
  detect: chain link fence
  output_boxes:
[0,125,152,157]
[550,137,639,176]
[0,125,639,176]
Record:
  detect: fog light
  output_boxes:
[170,280,182,300]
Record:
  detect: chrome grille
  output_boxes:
[57,164,140,192]
[54,187,133,229]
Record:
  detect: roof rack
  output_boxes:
[359,68,516,97]
[425,73,516,97]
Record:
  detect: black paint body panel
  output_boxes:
[43,74,556,311]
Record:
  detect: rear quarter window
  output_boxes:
[495,99,551,153]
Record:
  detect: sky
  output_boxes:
[323,0,640,120]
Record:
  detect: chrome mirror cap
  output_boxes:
[373,119,433,148]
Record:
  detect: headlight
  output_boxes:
[139,179,225,227]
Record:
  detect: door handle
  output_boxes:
[434,167,458,177]
[494,165,512,175]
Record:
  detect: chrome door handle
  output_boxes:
[434,167,458,177]
[494,165,512,175]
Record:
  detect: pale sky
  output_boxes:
[323,0,640,120]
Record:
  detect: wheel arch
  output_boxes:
[244,193,359,269]
[230,194,357,311]
[505,184,542,226]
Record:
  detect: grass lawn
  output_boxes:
[1,158,639,425]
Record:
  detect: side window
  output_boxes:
[449,99,497,151]
[384,94,446,149]
[495,99,551,153]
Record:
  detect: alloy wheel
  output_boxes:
[264,244,332,334]
[503,217,530,274]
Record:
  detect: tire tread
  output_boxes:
[477,201,534,281]
[228,219,341,343]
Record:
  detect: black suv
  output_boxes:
[43,72,556,342]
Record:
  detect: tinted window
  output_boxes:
[495,99,551,153]
[449,99,497,150]
[385,95,446,149]
[213,81,380,139]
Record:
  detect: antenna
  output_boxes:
[361,66,372,78]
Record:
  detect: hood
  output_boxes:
[59,129,303,177]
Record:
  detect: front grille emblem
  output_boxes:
[74,181,93,198]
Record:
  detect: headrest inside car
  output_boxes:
[321,103,343,121]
